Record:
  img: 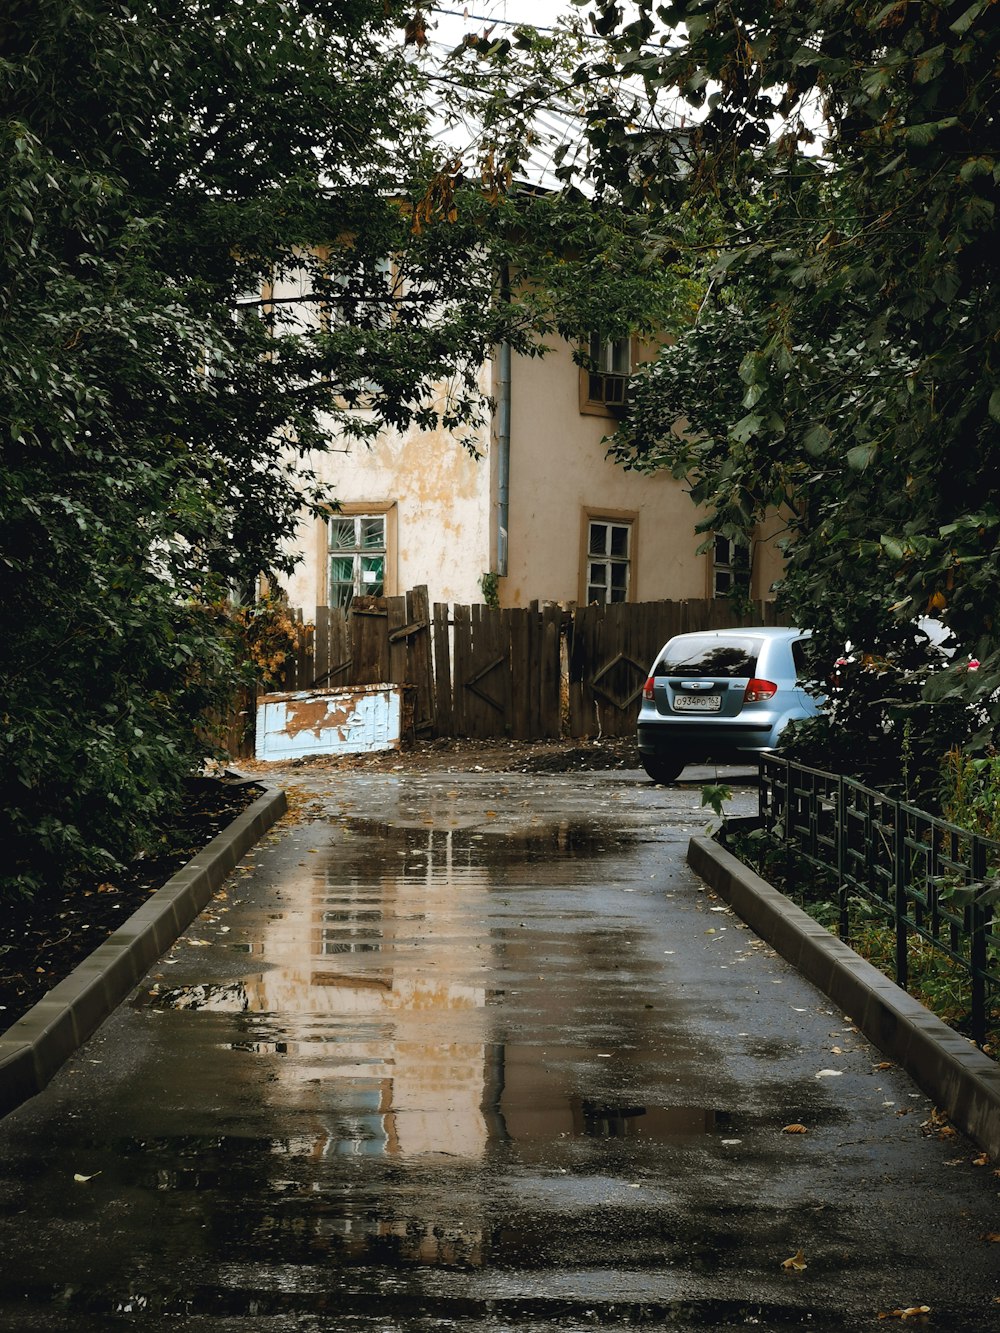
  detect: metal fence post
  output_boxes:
[837,774,849,941]
[893,797,908,991]
[971,835,988,1048]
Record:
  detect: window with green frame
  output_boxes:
[328,514,386,608]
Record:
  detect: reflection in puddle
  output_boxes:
[148,819,715,1169]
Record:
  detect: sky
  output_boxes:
[426,0,582,47]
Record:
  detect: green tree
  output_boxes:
[573,0,1000,785]
[0,0,681,896]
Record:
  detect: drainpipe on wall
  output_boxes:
[496,263,511,578]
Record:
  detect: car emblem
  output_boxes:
[680,681,714,690]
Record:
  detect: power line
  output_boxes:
[429,6,563,35]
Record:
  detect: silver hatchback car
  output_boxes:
[636,626,821,783]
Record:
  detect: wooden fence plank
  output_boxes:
[432,602,453,737]
[452,603,470,735]
[351,595,388,683]
[541,604,561,739]
[311,605,330,688]
[405,586,435,734]
[386,595,408,687]
[508,608,528,740]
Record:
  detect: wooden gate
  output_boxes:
[448,603,562,740]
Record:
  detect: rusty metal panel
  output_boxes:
[255,684,408,761]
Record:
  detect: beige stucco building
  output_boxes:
[279,315,785,614]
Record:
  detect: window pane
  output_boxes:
[588,562,607,587]
[609,337,630,375]
[609,583,627,603]
[610,562,628,592]
[610,524,629,558]
[329,518,357,550]
[587,584,604,603]
[588,523,608,557]
[360,517,385,549]
[361,555,384,593]
[330,581,354,609]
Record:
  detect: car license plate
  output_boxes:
[673,693,721,712]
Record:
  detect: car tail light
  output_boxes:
[744,678,778,703]
[643,676,655,700]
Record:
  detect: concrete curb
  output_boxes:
[0,783,287,1121]
[688,834,1000,1159]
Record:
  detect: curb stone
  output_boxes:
[0,783,287,1120]
[688,833,1000,1160]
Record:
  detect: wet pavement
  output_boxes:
[0,766,998,1331]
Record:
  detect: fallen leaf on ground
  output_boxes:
[984,1232,1000,1243]
[781,1249,807,1271]
[782,1124,808,1134]
[73,1172,101,1183]
[815,1069,843,1078]
[877,1306,930,1320]
[972,1153,989,1166]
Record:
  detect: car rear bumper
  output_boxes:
[637,719,777,756]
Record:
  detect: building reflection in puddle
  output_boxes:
[242,826,493,1162]
[153,820,722,1179]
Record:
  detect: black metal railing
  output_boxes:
[759,755,1000,1046]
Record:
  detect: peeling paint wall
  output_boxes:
[256,685,409,761]
[272,254,493,610]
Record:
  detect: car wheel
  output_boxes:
[640,755,688,784]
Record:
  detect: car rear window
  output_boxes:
[655,635,762,678]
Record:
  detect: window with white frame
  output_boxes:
[712,534,751,599]
[328,514,386,608]
[586,518,632,604]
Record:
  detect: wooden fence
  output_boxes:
[267,587,785,748]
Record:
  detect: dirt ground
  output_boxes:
[237,734,643,777]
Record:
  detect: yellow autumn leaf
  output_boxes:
[73,1172,101,1183]
[781,1249,807,1271]
[984,1232,1000,1243]
[782,1123,808,1134]
[877,1306,931,1320]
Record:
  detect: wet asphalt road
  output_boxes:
[0,766,998,1331]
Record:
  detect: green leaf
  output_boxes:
[846,444,875,471]
[904,118,958,146]
[803,424,831,457]
[950,1,988,35]
[730,412,763,443]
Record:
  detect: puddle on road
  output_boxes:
[340,816,636,862]
[145,817,722,1162]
